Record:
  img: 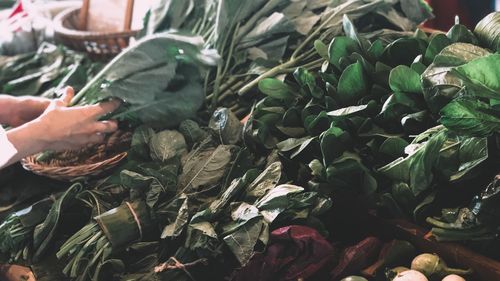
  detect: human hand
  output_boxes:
[30,86,121,152]
[0,95,50,127]
[0,264,35,281]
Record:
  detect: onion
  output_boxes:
[411,253,473,278]
[392,270,428,281]
[340,276,368,281]
[442,274,466,281]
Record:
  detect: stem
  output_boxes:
[221,23,240,79]
[217,81,245,102]
[237,58,297,97]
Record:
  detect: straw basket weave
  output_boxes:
[21,131,132,181]
[53,7,138,58]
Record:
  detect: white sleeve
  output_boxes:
[0,126,18,167]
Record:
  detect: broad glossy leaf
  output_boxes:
[424,33,452,64]
[223,217,265,266]
[368,39,384,61]
[258,78,296,100]
[452,54,500,100]
[255,184,304,223]
[379,137,409,159]
[337,61,368,105]
[73,33,217,128]
[437,134,488,182]
[447,24,478,44]
[129,126,154,160]
[389,65,422,94]
[320,126,347,166]
[440,98,500,137]
[328,36,360,69]
[326,153,377,195]
[382,37,427,66]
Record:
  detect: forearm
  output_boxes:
[3,121,46,168]
[0,95,15,124]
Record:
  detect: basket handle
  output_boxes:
[79,0,135,31]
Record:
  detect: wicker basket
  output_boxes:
[53,7,138,58]
[21,131,132,181]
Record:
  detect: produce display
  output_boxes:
[0,0,499,280]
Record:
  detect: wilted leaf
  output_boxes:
[177,145,237,194]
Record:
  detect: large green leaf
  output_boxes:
[424,33,452,64]
[73,33,217,128]
[440,98,500,137]
[337,61,368,105]
[328,36,360,69]
[389,65,422,94]
[258,78,296,100]
[452,54,500,100]
[422,43,491,113]
[447,23,478,44]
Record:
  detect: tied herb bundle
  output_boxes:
[57,201,153,281]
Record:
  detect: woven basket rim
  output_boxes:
[21,151,128,181]
[53,7,139,40]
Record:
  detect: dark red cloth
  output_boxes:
[424,0,472,31]
[230,225,335,281]
[330,237,383,281]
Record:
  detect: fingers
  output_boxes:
[92,120,118,134]
[53,87,74,107]
[87,133,105,145]
[86,99,122,118]
[62,87,74,105]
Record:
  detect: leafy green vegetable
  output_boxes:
[72,33,218,128]
[337,61,368,105]
[451,54,500,100]
[389,65,422,94]
[440,98,500,137]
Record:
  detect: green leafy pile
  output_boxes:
[48,116,330,281]
[249,14,499,237]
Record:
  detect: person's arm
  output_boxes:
[0,95,50,127]
[2,87,120,168]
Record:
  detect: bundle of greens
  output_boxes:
[71,33,218,129]
[0,183,85,264]
[0,197,55,263]
[141,0,433,117]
